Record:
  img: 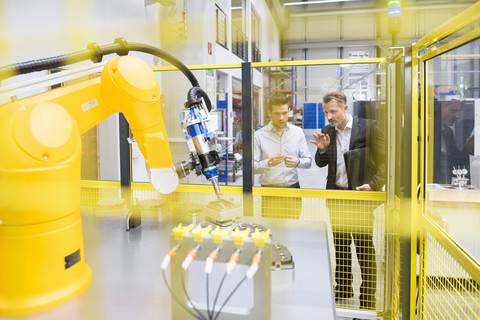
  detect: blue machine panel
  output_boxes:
[303,102,317,129]
[317,103,324,129]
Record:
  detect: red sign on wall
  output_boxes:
[208,42,212,55]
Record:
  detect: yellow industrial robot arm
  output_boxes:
[0,55,182,316]
[98,56,178,192]
[0,38,223,197]
[2,55,178,193]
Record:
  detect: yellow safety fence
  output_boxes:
[420,215,480,320]
[80,180,392,314]
[412,3,480,320]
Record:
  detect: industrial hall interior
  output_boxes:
[1,0,480,319]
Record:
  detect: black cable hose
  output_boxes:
[0,51,92,80]
[186,86,212,111]
[126,41,199,87]
[212,275,247,320]
[181,269,208,320]
[206,274,212,320]
[161,269,203,320]
[211,272,227,318]
[0,38,212,110]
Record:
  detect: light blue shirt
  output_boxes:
[254,122,312,186]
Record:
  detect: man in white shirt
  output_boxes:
[254,92,312,219]
[310,91,386,311]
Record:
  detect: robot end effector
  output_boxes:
[174,86,222,199]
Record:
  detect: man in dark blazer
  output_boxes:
[433,99,474,184]
[310,91,386,311]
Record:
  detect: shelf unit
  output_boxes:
[267,58,301,127]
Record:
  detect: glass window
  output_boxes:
[428,39,480,186]
[251,7,261,62]
[255,63,386,190]
[425,37,480,264]
[231,0,247,60]
[216,5,227,48]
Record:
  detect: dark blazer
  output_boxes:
[433,116,473,184]
[315,115,386,191]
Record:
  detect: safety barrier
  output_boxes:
[420,215,480,320]
[80,180,390,313]
[411,3,480,319]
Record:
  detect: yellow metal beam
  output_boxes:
[252,58,387,68]
[425,61,435,185]
[441,54,480,60]
[131,182,243,195]
[80,181,243,195]
[152,63,241,72]
[81,180,120,189]
[421,27,480,62]
[413,2,480,50]
[410,45,421,320]
[81,180,386,201]
[253,187,386,201]
[151,59,388,72]
[418,51,428,319]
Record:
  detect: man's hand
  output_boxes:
[284,156,300,168]
[356,184,372,191]
[466,134,474,155]
[309,133,330,151]
[268,155,286,167]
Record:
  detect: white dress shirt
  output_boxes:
[335,114,353,188]
[254,122,312,186]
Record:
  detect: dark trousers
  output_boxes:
[327,198,377,303]
[261,182,302,219]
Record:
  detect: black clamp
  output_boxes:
[87,42,103,63]
[114,37,130,56]
[184,98,202,109]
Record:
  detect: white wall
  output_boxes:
[1,0,163,181]
[1,0,160,69]
[251,0,281,61]
[158,0,282,177]
[0,0,283,184]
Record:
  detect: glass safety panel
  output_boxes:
[253,62,387,191]
[252,61,388,312]
[425,38,480,263]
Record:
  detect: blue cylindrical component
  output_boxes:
[187,122,204,138]
[203,167,218,180]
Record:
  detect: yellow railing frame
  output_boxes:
[253,187,386,201]
[421,27,480,62]
[80,180,386,201]
[151,58,388,72]
[412,1,480,51]
[131,182,243,195]
[412,2,480,319]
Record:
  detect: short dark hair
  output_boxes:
[268,92,289,111]
[323,91,346,106]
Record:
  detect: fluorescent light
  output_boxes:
[284,0,359,6]
[231,6,242,10]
